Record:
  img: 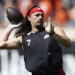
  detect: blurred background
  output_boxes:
[0,0,75,75]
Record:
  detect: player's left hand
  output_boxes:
[44,16,52,34]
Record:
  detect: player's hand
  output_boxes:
[44,16,52,34]
[8,23,21,30]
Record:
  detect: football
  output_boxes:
[6,7,24,24]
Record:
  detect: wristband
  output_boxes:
[8,24,13,30]
[7,23,21,30]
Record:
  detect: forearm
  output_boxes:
[0,27,12,41]
[44,16,71,48]
[52,33,71,48]
[0,23,22,50]
[0,36,23,50]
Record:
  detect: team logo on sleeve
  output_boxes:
[44,34,49,40]
[26,39,31,46]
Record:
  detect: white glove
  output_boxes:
[8,23,21,30]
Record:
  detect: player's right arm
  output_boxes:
[0,36,23,50]
[0,23,23,50]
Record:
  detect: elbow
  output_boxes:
[63,37,72,48]
[62,39,72,48]
[65,41,72,48]
[0,43,3,49]
[66,43,71,48]
[0,42,6,49]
